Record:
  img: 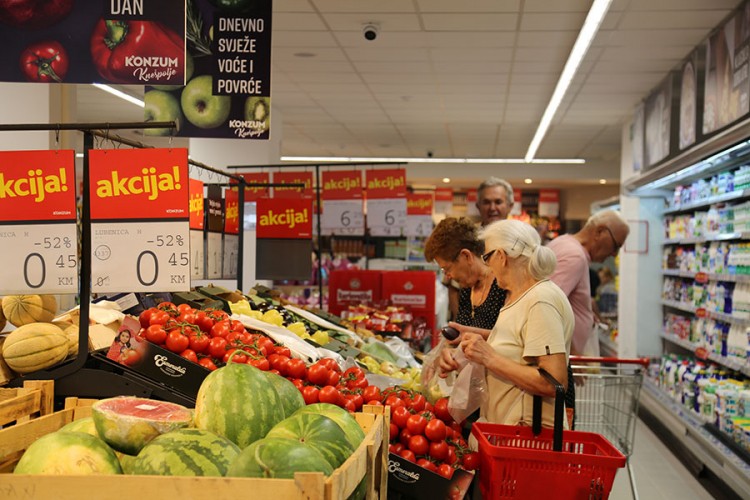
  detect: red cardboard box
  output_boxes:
[381,271,436,333]
[328,270,382,316]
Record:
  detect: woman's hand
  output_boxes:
[446,322,491,345]
[459,332,496,367]
[438,346,460,377]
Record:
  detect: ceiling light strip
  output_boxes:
[91,83,145,108]
[280,156,585,164]
[523,0,613,162]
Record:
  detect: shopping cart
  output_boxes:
[570,356,651,500]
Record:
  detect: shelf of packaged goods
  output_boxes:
[660,332,750,376]
[662,189,750,215]
[663,232,750,245]
[661,300,750,327]
[662,269,750,283]
[640,378,750,499]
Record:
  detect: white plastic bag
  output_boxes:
[420,340,456,404]
[447,349,488,423]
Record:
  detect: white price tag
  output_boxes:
[190,230,205,280]
[91,221,190,293]
[223,234,239,278]
[406,215,434,237]
[367,198,406,237]
[206,232,223,279]
[0,223,78,294]
[322,199,365,236]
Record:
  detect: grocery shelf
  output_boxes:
[660,332,750,376]
[662,269,750,283]
[662,189,750,215]
[661,300,750,327]
[663,232,750,245]
[639,379,750,499]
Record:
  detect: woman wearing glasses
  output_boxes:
[439,219,574,428]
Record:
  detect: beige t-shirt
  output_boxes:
[481,279,574,428]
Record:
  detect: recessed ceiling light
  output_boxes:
[442,177,450,183]
[294,52,316,58]
[524,178,533,184]
[599,179,607,184]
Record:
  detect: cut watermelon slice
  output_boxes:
[92,397,193,456]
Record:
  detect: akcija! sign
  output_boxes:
[189,178,205,230]
[322,170,363,199]
[256,197,312,238]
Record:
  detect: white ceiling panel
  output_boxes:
[416,0,520,13]
[520,13,587,31]
[421,14,519,31]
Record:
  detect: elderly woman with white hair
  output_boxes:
[439,219,574,428]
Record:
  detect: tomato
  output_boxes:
[291,378,304,390]
[417,458,438,473]
[211,319,245,338]
[389,423,399,441]
[408,394,427,413]
[180,349,198,363]
[398,449,416,463]
[224,349,248,364]
[437,463,454,479]
[208,336,228,359]
[406,414,427,435]
[188,332,210,354]
[120,348,140,366]
[317,358,340,372]
[268,354,290,375]
[346,393,364,411]
[195,311,215,333]
[461,451,480,471]
[256,336,275,355]
[90,19,184,84]
[272,345,292,357]
[399,428,413,447]
[307,363,330,386]
[144,324,167,345]
[343,367,367,390]
[384,395,405,408]
[165,330,189,353]
[391,406,411,429]
[177,303,193,314]
[19,39,69,82]
[367,400,383,406]
[429,441,448,461]
[424,419,447,442]
[362,385,381,403]
[198,357,218,371]
[408,435,429,456]
[319,385,342,406]
[446,445,458,465]
[433,397,452,422]
[286,358,307,380]
[149,310,171,326]
[389,443,404,455]
[177,311,197,325]
[343,398,356,412]
[139,308,157,329]
[327,370,341,386]
[248,357,270,371]
[156,301,178,315]
[301,385,320,405]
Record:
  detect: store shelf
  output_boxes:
[663,189,750,215]
[660,332,750,376]
[662,269,750,283]
[661,300,750,326]
[639,379,750,499]
[663,232,750,245]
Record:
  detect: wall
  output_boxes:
[560,185,620,221]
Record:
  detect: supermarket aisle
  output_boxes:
[609,418,713,500]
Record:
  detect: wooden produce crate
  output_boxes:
[0,391,389,500]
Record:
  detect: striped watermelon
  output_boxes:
[293,403,365,450]
[195,362,285,449]
[263,371,305,417]
[227,437,333,478]
[58,417,98,436]
[92,397,193,456]
[132,428,240,476]
[14,431,122,475]
[265,412,354,469]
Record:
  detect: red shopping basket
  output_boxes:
[470,368,626,499]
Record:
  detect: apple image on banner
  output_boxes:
[181,75,231,129]
[144,90,183,136]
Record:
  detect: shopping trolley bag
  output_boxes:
[471,368,626,499]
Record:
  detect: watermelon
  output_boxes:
[117,452,137,474]
[194,362,285,449]
[265,412,354,469]
[263,370,305,417]
[14,431,122,475]
[58,416,97,436]
[293,403,365,450]
[132,428,240,476]
[92,397,193,456]
[227,437,333,478]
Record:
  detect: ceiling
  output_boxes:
[74,0,742,190]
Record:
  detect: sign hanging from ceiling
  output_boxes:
[365,169,406,237]
[0,0,186,85]
[144,0,273,140]
[321,170,365,236]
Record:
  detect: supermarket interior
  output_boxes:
[3,0,750,498]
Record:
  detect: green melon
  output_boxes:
[293,403,365,450]
[14,431,122,475]
[263,371,305,417]
[117,452,137,474]
[226,437,333,478]
[265,412,354,469]
[58,416,98,436]
[92,397,193,456]
[132,428,241,476]
[194,362,285,449]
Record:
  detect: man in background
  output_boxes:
[475,177,514,226]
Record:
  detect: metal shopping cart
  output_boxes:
[570,356,651,500]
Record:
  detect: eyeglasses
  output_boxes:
[604,226,622,253]
[481,249,496,263]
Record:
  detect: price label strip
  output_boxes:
[206,232,223,279]
[321,199,365,236]
[92,222,190,293]
[222,234,239,278]
[406,215,434,237]
[190,230,205,280]
[367,198,406,237]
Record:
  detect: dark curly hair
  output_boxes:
[424,217,484,262]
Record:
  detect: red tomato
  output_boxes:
[144,324,167,345]
[399,428,413,447]
[208,336,228,359]
[156,301,177,315]
[177,311,197,325]
[406,414,427,435]
[317,357,340,373]
[416,458,438,473]
[180,349,198,363]
[433,397,452,422]
[319,385,342,406]
[424,419,447,442]
[343,399,356,412]
[301,385,320,405]
[461,451,480,471]
[366,400,384,406]
[256,336,276,355]
[429,441,448,461]
[408,394,427,413]
[272,345,292,357]
[398,449,416,463]
[268,354,290,375]
[286,358,307,379]
[223,349,248,364]
[195,311,215,333]
[165,330,189,353]
[188,332,210,354]
[392,406,411,429]
[139,308,157,329]
[408,435,429,456]
[362,385,381,403]
[248,358,270,371]
[198,357,218,371]
[120,348,140,366]
[177,303,193,314]
[346,393,364,411]
[211,319,245,338]
[307,364,331,386]
[291,378,304,390]
[384,395,405,408]
[327,370,341,386]
[389,423,399,441]
[446,445,458,465]
[437,463,454,479]
[149,310,171,326]
[389,443,404,455]
[20,40,69,82]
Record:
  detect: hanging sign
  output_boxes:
[321,170,364,236]
[0,150,78,294]
[223,188,240,234]
[205,184,223,279]
[189,178,205,280]
[238,172,270,201]
[365,169,406,237]
[273,170,313,198]
[510,188,523,216]
[465,189,479,217]
[434,187,453,215]
[189,178,205,230]
[257,197,312,239]
[538,189,560,217]
[406,193,434,237]
[89,148,190,293]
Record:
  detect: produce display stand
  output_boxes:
[0,381,390,499]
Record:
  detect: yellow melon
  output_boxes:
[2,322,68,374]
[2,295,57,327]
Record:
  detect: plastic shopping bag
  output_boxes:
[447,348,488,423]
[420,339,457,404]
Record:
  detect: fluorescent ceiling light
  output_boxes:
[280,156,585,164]
[524,0,613,162]
[92,83,145,108]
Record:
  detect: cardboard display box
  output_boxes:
[388,452,474,500]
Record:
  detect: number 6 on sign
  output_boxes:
[367,198,406,237]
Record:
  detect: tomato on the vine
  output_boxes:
[343,398,356,412]
[408,435,429,456]
[429,440,448,461]
[318,385,342,406]
[224,349,248,364]
[399,428,414,447]
[424,418,447,442]
[406,414,427,435]
[346,393,364,411]
[317,357,340,372]
[180,349,198,363]
[389,423,399,441]
[177,303,193,314]
[208,336,228,359]
[286,358,307,379]
[408,394,427,413]
[416,458,438,473]
[149,310,171,326]
[248,357,270,371]
[272,345,292,357]
[398,449,416,463]
[198,357,218,371]
[211,319,245,338]
[327,370,341,386]
[307,363,330,386]
[144,324,167,345]
[188,332,210,354]
[268,354,290,375]
[437,463,454,479]
[362,385,381,403]
[433,397,452,422]
[389,443,404,455]
[165,330,189,353]
[20,40,68,83]
[391,406,411,429]
[301,386,320,405]
[384,395,405,408]
[139,308,157,329]
[461,452,480,471]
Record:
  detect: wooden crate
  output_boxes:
[0,391,389,500]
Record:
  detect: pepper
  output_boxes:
[90,19,184,85]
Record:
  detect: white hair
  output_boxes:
[479,219,557,280]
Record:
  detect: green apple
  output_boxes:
[244,96,270,132]
[181,75,231,129]
[144,90,183,136]
[151,52,195,91]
